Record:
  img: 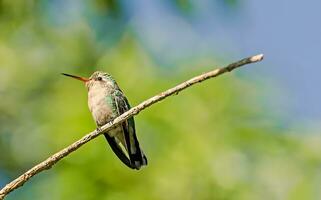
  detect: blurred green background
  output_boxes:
[1,1,321,200]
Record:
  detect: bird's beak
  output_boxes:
[61,73,89,82]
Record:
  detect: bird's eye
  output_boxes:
[97,77,102,81]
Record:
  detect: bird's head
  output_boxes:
[62,71,116,90]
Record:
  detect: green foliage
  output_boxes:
[0,1,320,200]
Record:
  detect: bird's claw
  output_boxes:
[96,127,102,133]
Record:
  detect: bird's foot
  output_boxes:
[96,127,102,133]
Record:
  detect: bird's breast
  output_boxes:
[88,87,115,126]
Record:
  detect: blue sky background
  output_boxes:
[46,0,321,125]
[121,0,321,126]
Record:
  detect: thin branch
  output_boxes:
[0,54,264,199]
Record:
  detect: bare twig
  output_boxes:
[0,54,264,199]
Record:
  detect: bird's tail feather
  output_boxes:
[127,133,148,169]
[104,133,147,170]
[104,133,135,169]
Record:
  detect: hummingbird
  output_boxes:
[62,71,147,170]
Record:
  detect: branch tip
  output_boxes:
[250,54,264,62]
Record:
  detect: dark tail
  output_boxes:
[125,130,148,169]
[104,133,147,170]
[104,133,135,169]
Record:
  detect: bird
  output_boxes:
[62,71,147,170]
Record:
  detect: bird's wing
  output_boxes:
[113,90,147,169]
